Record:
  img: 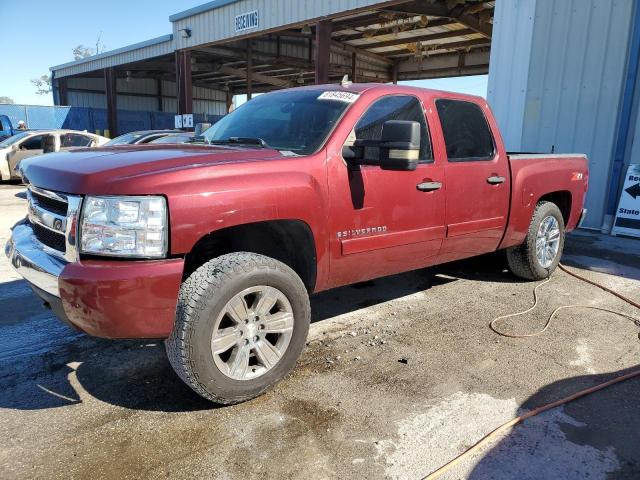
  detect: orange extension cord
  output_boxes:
[422,263,640,480]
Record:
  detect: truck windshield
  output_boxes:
[0,132,29,147]
[202,90,355,155]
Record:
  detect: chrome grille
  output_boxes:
[30,190,68,216]
[26,186,82,262]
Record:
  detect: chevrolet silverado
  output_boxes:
[6,84,588,404]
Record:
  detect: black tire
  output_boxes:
[165,252,310,404]
[506,201,565,280]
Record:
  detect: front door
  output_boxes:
[433,98,511,263]
[327,94,446,288]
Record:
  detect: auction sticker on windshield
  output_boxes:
[318,91,360,103]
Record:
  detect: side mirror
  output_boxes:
[379,120,420,171]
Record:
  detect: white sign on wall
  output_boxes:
[182,114,194,128]
[174,115,183,129]
[612,163,640,238]
[235,10,259,32]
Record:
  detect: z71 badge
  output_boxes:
[336,226,387,239]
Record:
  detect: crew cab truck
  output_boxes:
[6,84,588,404]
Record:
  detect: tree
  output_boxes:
[72,44,94,60]
[31,75,52,95]
[72,33,106,60]
[0,96,14,104]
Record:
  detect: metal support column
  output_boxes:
[58,77,68,105]
[226,89,234,112]
[351,52,357,83]
[315,20,332,84]
[247,41,253,100]
[156,78,163,112]
[104,67,118,138]
[175,50,193,115]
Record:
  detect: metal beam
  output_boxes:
[246,41,253,99]
[58,77,68,105]
[360,28,476,50]
[216,65,293,88]
[384,3,493,38]
[175,50,193,115]
[336,18,455,42]
[387,38,491,57]
[156,78,163,112]
[315,20,332,84]
[104,68,118,137]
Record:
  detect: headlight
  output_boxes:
[80,196,168,258]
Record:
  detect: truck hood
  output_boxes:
[21,144,285,194]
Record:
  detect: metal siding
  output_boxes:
[65,77,224,114]
[487,0,536,150]
[172,0,394,50]
[488,0,633,229]
[625,61,640,174]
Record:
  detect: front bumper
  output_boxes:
[5,221,65,297]
[6,220,184,339]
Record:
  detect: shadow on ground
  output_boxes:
[0,253,516,414]
[468,366,640,479]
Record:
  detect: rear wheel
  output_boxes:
[165,252,310,404]
[506,201,565,280]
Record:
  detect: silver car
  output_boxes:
[0,129,109,181]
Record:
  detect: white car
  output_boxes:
[0,129,109,181]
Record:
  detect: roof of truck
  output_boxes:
[277,83,487,103]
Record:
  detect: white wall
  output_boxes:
[488,0,634,229]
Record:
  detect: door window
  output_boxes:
[20,135,46,150]
[435,99,495,161]
[60,133,93,147]
[354,95,432,163]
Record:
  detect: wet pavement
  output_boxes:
[0,183,639,479]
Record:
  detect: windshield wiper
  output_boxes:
[209,137,269,148]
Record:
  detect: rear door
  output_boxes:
[433,98,510,262]
[327,94,446,288]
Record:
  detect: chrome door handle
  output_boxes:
[487,176,506,185]
[417,181,442,192]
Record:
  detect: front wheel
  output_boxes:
[506,201,565,280]
[165,252,310,404]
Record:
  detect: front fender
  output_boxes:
[168,167,329,286]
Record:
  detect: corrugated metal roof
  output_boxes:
[51,35,174,78]
[171,0,398,50]
[169,0,243,22]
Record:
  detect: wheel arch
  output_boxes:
[538,190,572,226]
[182,219,318,292]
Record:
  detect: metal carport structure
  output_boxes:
[50,0,494,137]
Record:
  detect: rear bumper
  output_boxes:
[6,220,184,339]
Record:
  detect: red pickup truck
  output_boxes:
[7,84,588,404]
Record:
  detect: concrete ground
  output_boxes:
[0,182,639,480]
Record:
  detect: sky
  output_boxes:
[0,1,487,106]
